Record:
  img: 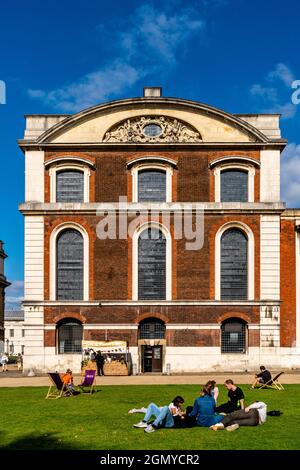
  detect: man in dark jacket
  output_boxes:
[251,366,272,388]
[95,350,105,376]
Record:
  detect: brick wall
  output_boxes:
[280,219,296,347]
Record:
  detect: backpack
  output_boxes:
[267,410,283,416]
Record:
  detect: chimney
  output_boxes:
[143,87,162,98]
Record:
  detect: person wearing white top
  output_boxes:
[1,353,8,372]
[210,401,267,431]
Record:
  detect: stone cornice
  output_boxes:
[22,300,281,307]
[19,202,286,215]
[18,140,287,152]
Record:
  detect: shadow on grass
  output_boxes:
[0,431,80,450]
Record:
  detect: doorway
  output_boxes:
[141,345,162,373]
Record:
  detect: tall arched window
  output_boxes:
[57,229,84,300]
[221,318,247,353]
[221,169,248,202]
[138,228,166,300]
[138,169,166,202]
[139,318,166,339]
[57,319,83,354]
[221,228,248,300]
[56,170,84,202]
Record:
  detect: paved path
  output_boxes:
[1,372,300,387]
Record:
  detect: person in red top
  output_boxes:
[61,369,80,395]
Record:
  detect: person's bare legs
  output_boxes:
[251,377,259,389]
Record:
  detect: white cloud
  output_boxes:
[5,280,24,311]
[267,63,294,87]
[281,143,300,207]
[28,4,204,112]
[250,63,297,119]
[29,61,143,113]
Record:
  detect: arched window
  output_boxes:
[138,169,166,202]
[56,170,84,202]
[221,318,247,353]
[57,229,84,300]
[139,318,166,339]
[221,228,248,300]
[57,319,83,354]
[138,228,166,300]
[221,169,248,202]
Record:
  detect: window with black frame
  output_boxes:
[56,229,84,300]
[139,318,166,339]
[56,170,84,202]
[138,228,166,300]
[138,169,166,202]
[221,319,247,353]
[221,228,248,300]
[220,169,248,202]
[57,320,83,354]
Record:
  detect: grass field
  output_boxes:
[1,384,300,450]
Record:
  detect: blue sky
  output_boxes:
[0,0,300,308]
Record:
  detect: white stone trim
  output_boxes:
[132,221,172,301]
[214,163,255,203]
[215,221,255,300]
[49,222,89,301]
[260,150,280,202]
[131,163,173,203]
[25,150,45,202]
[45,156,95,168]
[260,215,280,300]
[127,156,177,168]
[49,163,90,203]
[24,216,44,301]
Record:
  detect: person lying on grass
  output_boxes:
[210,401,267,432]
[133,396,185,433]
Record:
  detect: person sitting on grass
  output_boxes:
[206,380,219,404]
[210,401,267,432]
[187,383,224,427]
[251,366,272,389]
[61,369,80,395]
[133,396,185,433]
[215,379,245,414]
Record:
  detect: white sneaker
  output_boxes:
[210,423,224,431]
[133,421,148,428]
[128,408,137,414]
[144,424,155,433]
[226,423,239,432]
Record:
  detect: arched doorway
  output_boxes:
[139,318,166,372]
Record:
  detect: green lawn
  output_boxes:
[1,384,299,450]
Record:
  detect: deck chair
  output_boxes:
[78,369,96,394]
[45,372,71,399]
[257,371,285,390]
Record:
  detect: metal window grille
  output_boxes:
[138,170,166,202]
[221,321,246,353]
[221,228,248,300]
[58,321,83,354]
[56,170,84,202]
[139,320,166,339]
[138,228,166,300]
[57,229,84,300]
[221,169,248,202]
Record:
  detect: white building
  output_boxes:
[4,310,25,355]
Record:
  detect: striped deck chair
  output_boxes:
[45,372,70,399]
[78,369,96,394]
[257,371,285,390]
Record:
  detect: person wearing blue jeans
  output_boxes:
[133,396,185,433]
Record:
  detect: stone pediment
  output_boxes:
[103,115,202,143]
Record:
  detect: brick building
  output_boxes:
[0,240,10,352]
[19,88,300,373]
